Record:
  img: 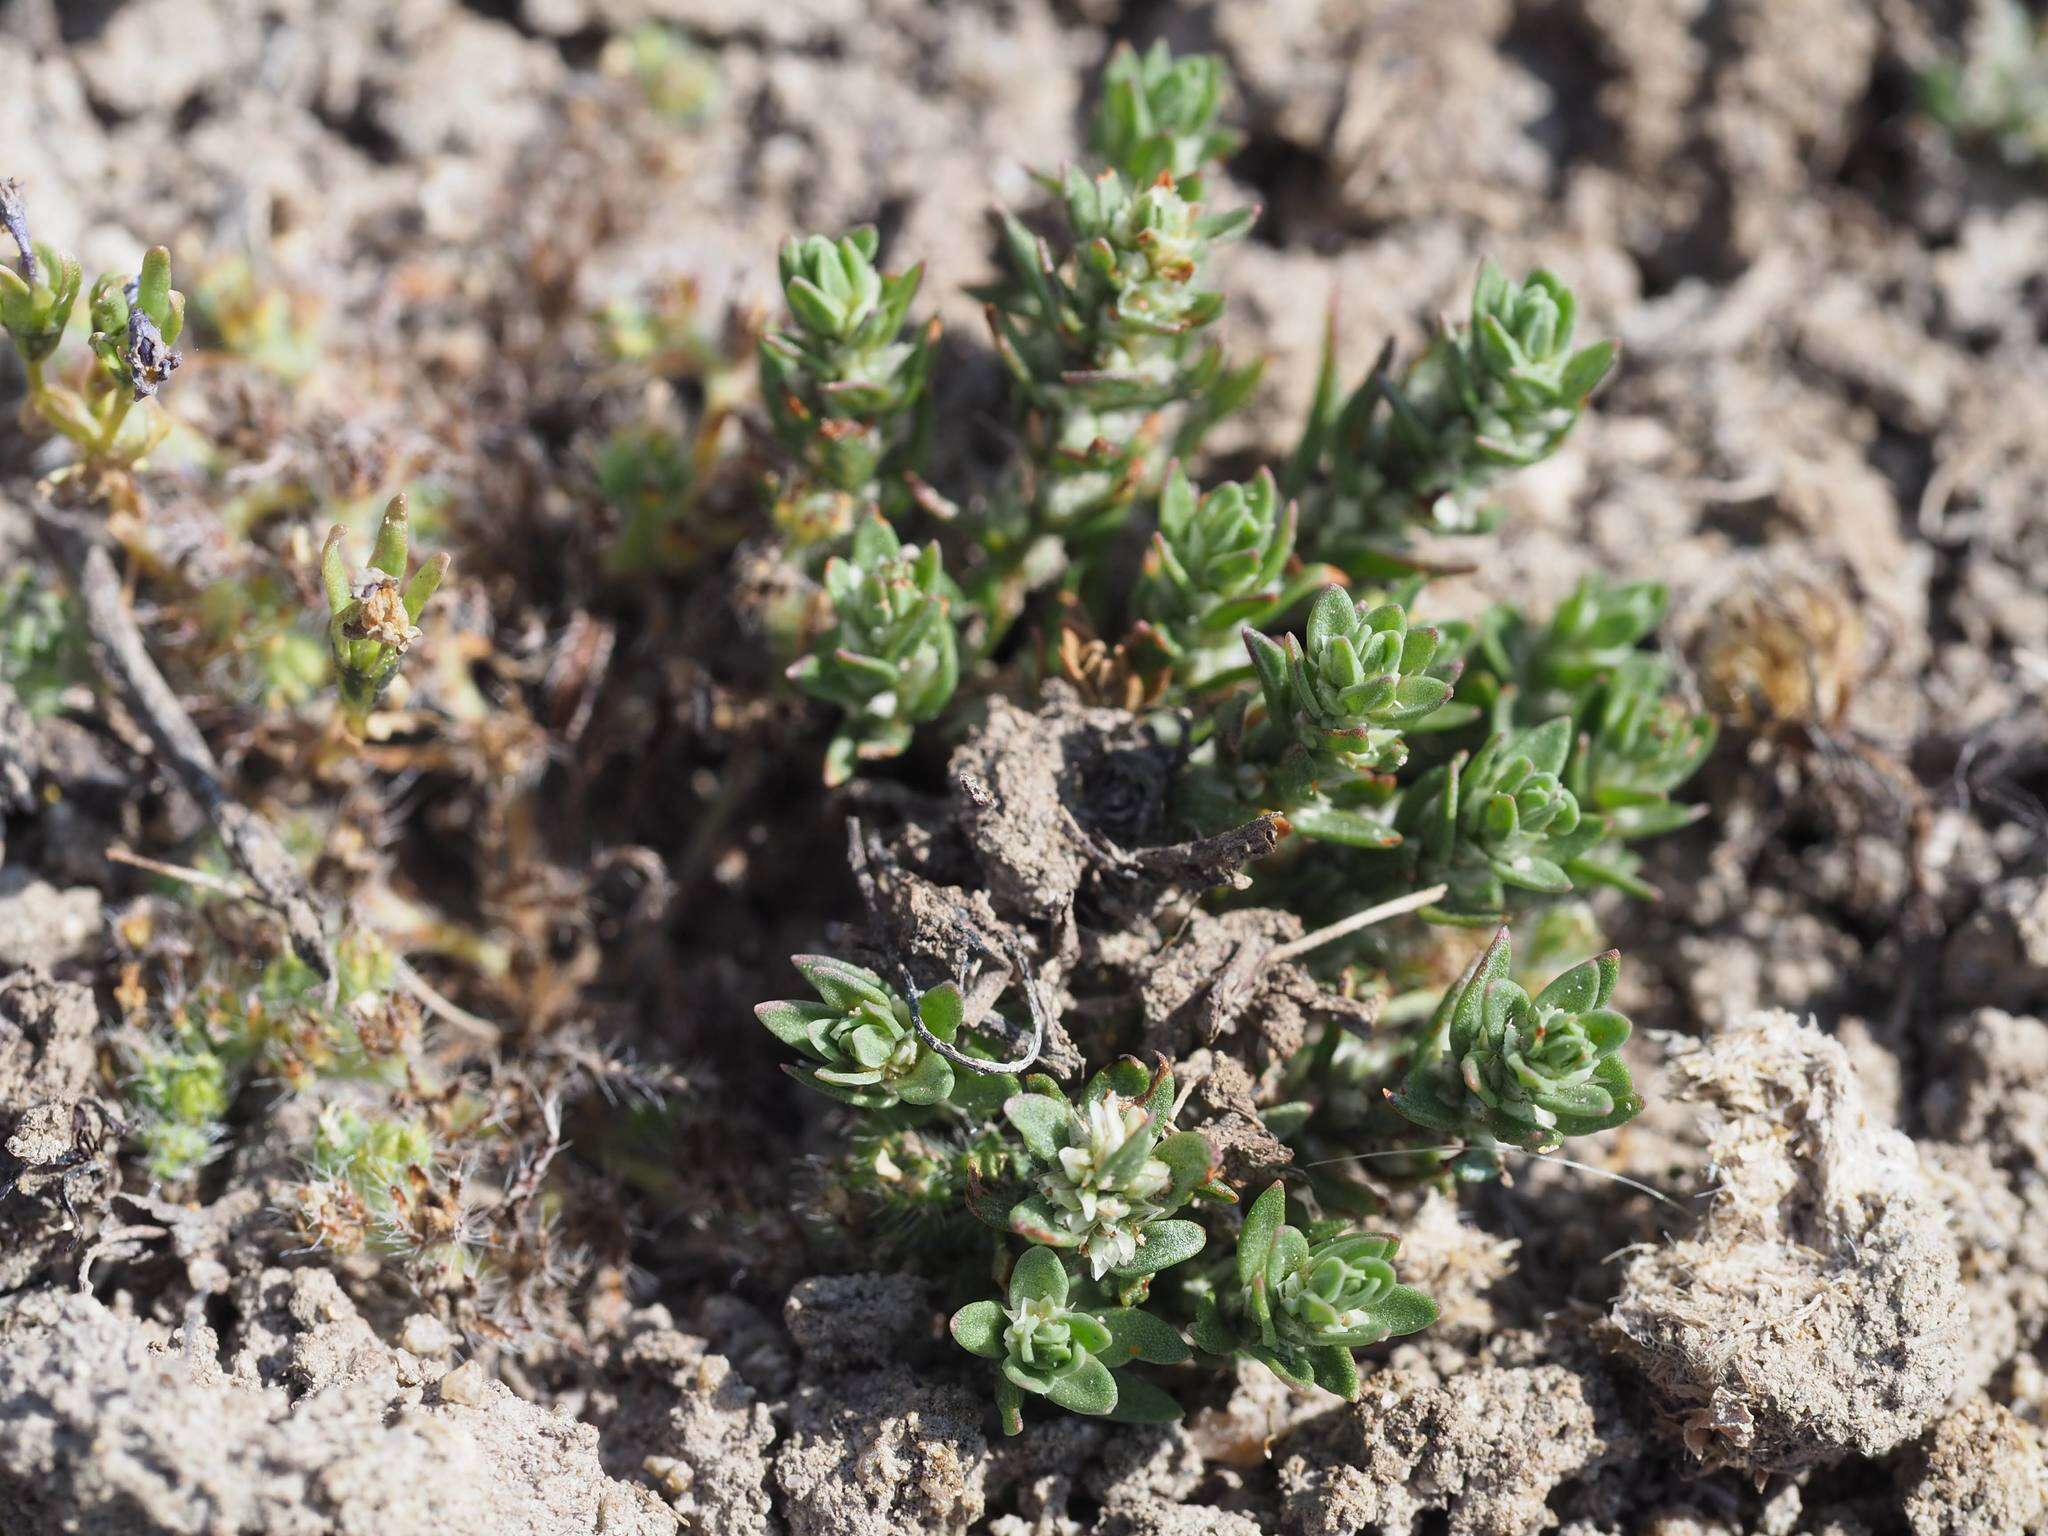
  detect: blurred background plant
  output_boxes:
[1923,0,2048,166]
[601,21,721,126]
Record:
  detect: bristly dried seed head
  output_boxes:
[349,578,422,654]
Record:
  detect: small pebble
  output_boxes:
[400,1313,455,1357]
[438,1358,490,1406]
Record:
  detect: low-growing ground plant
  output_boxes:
[1,179,452,740]
[0,178,185,504]
[1923,0,2048,166]
[748,42,1712,1433]
[320,493,450,733]
[114,913,537,1309]
[0,40,1703,1425]
[0,565,90,714]
[0,178,486,1320]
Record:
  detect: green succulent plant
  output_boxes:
[124,1030,233,1184]
[228,931,407,1089]
[1390,928,1642,1177]
[1138,464,1307,688]
[0,566,89,716]
[1922,0,2048,167]
[1472,577,1671,721]
[290,1104,474,1285]
[197,568,332,711]
[1091,39,1242,193]
[117,928,409,1188]
[108,915,540,1307]
[787,515,960,785]
[1292,262,1615,574]
[319,494,450,729]
[1247,587,1456,778]
[0,182,80,368]
[761,226,937,533]
[754,955,969,1110]
[739,40,1703,1442]
[1395,715,1597,922]
[1190,1181,1437,1399]
[1560,654,1714,890]
[1458,578,1715,899]
[0,181,189,475]
[597,423,698,576]
[1572,653,1714,810]
[1000,1059,1224,1288]
[984,165,1257,544]
[1201,587,1457,848]
[808,1118,1023,1269]
[603,21,721,125]
[86,247,186,403]
[952,1244,1191,1434]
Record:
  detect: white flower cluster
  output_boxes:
[1039,1093,1171,1277]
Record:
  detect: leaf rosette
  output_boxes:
[1001,1059,1222,1285]
[1389,928,1643,1171]
[1191,1181,1436,1399]
[755,955,967,1110]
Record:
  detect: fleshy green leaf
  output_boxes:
[1364,1284,1439,1339]
[1189,1296,1237,1357]
[1044,1355,1118,1416]
[1309,1345,1360,1400]
[1287,802,1402,848]
[136,246,173,328]
[1111,1219,1206,1277]
[1103,1373,1184,1424]
[919,982,965,1043]
[1238,1182,1286,1291]
[1008,1244,1070,1307]
[792,956,892,1014]
[1009,1196,1080,1248]
[1533,950,1620,1013]
[1004,1093,1068,1162]
[1155,1130,1216,1200]
[1099,1307,1193,1366]
[894,1049,955,1106]
[950,1300,1006,1358]
[994,1374,1025,1436]
[754,999,834,1054]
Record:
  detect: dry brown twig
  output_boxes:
[35,503,333,979]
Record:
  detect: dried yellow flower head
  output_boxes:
[320,493,448,728]
[349,577,422,654]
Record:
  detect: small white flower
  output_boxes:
[1038,1092,1173,1279]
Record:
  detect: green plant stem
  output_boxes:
[94,392,133,457]
[20,359,90,451]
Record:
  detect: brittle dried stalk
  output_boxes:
[38,507,332,979]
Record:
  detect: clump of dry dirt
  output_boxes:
[0,1278,678,1535]
[1609,1011,1965,1476]
[1279,1352,1636,1536]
